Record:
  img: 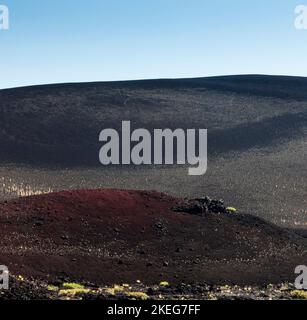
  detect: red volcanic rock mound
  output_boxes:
[0,189,306,285]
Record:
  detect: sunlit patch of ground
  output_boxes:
[0,176,53,198]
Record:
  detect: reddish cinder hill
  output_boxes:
[0,189,306,285]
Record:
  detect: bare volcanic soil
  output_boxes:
[1,75,307,228]
[0,189,306,286]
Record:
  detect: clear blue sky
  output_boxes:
[0,0,307,89]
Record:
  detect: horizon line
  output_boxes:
[1,73,307,91]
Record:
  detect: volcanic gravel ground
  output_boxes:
[0,189,306,288]
[0,75,306,228]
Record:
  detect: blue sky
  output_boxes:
[0,0,307,89]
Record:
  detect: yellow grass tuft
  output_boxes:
[47,285,59,292]
[105,285,125,295]
[226,207,237,213]
[126,292,149,300]
[291,290,307,299]
[62,283,85,290]
[59,288,90,296]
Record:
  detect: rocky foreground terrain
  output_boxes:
[1,276,307,300]
[0,189,306,300]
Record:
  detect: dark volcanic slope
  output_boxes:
[0,75,306,227]
[0,75,306,165]
[0,189,306,285]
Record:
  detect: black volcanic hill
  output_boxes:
[0,75,306,165]
[0,75,306,228]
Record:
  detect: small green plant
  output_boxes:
[62,282,85,290]
[47,285,59,292]
[59,288,90,296]
[58,282,90,296]
[105,285,126,296]
[291,290,307,299]
[226,207,237,213]
[126,292,149,300]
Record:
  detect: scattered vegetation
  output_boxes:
[47,285,58,292]
[105,285,126,296]
[159,281,170,287]
[62,282,85,290]
[49,282,90,297]
[290,290,307,299]
[58,288,90,296]
[126,292,149,300]
[0,274,303,300]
